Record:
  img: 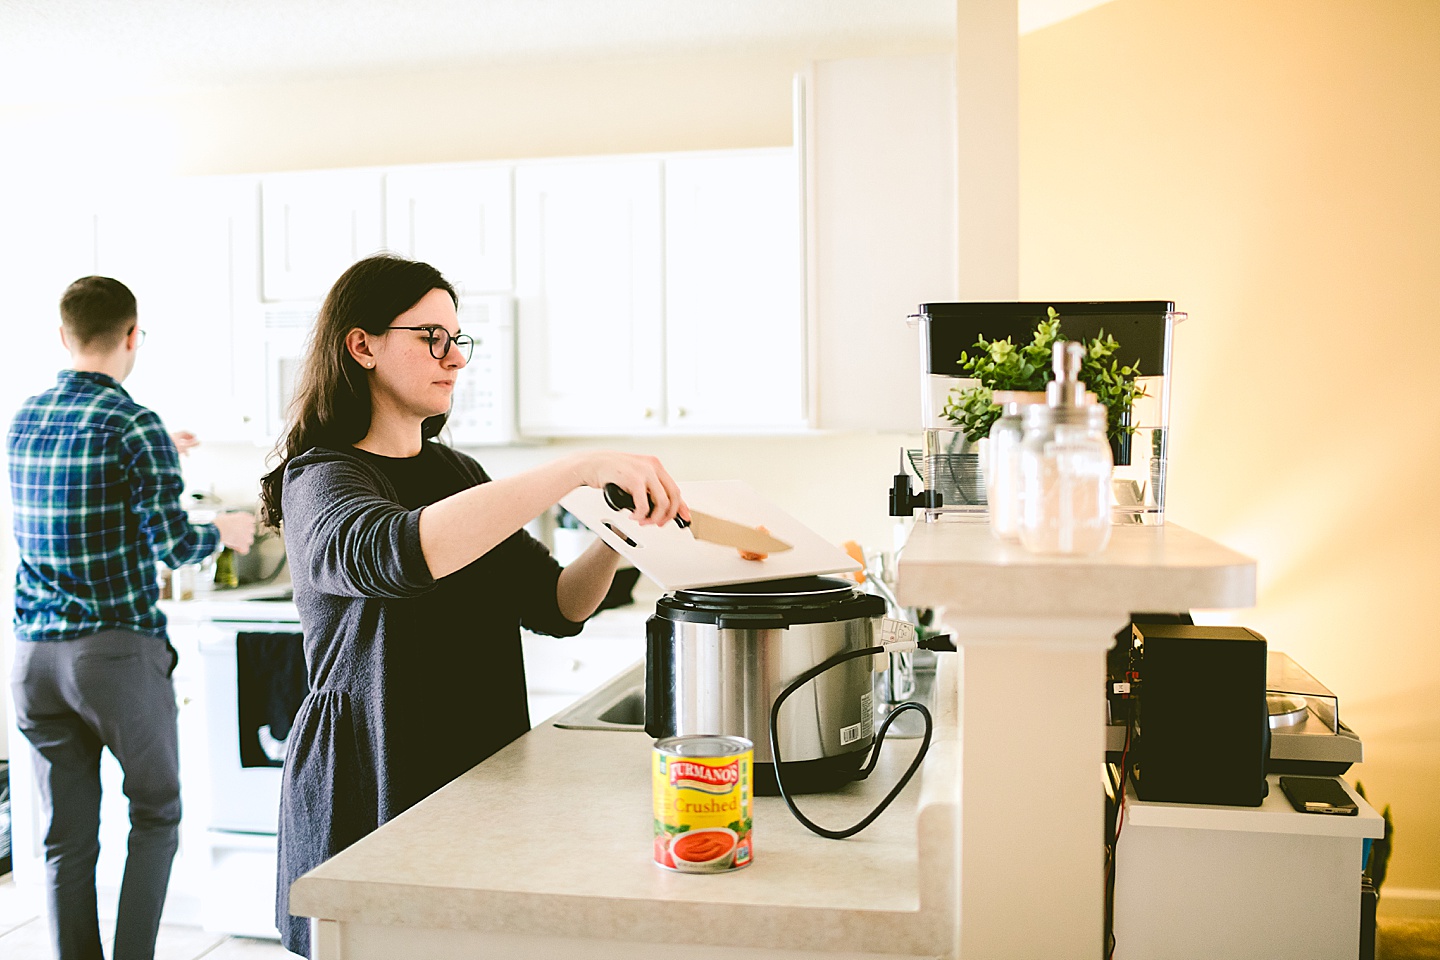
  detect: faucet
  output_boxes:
[862,550,923,710]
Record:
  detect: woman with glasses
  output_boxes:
[258,253,686,958]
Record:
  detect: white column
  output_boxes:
[950,616,1123,956]
[955,0,1020,299]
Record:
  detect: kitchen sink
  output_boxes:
[551,670,646,732]
[596,687,645,725]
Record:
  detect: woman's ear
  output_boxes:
[345,328,378,370]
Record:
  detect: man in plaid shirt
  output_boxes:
[8,276,255,960]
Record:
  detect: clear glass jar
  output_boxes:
[1018,403,1113,555]
[173,563,197,601]
[985,391,1047,541]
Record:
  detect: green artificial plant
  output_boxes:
[940,307,1149,448]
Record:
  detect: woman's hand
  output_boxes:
[418,449,688,582]
[568,452,689,527]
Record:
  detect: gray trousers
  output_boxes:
[10,630,182,960]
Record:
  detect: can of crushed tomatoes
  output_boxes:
[652,735,754,873]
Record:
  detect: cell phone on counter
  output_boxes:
[1279,776,1359,816]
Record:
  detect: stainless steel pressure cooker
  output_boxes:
[643,575,885,795]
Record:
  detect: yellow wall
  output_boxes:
[1020,0,1440,896]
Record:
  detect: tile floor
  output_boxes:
[0,875,297,960]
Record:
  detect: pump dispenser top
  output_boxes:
[1047,340,1088,408]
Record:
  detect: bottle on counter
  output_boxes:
[1017,341,1113,556]
[985,390,1047,542]
[213,547,239,589]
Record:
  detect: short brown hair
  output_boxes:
[60,276,137,351]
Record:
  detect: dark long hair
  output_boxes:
[258,254,458,529]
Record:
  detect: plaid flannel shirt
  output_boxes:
[7,369,220,642]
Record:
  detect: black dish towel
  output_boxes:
[236,632,307,768]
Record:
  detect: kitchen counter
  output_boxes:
[896,519,1256,616]
[289,657,960,959]
[160,580,299,624]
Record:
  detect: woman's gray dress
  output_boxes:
[273,443,584,956]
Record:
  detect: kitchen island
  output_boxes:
[288,521,1270,959]
[289,659,960,959]
[896,520,1259,960]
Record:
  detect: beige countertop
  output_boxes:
[897,520,1257,616]
[289,658,959,956]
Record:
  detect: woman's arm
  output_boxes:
[417,450,685,581]
[285,454,435,599]
[555,537,622,622]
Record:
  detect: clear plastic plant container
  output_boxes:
[910,301,1185,524]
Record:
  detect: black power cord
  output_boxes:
[768,637,949,840]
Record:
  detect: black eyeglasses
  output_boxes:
[387,325,474,362]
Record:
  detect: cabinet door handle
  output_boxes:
[643,408,655,419]
[676,407,688,418]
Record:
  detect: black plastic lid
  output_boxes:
[657,576,884,627]
[916,301,1177,376]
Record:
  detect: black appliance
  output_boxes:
[1127,622,1271,806]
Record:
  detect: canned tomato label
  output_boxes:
[653,735,754,873]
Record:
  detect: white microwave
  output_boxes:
[261,295,516,445]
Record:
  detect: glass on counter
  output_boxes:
[173,564,197,601]
[985,390,1047,541]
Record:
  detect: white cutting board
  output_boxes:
[559,479,862,592]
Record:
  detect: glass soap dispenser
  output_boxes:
[986,390,1047,541]
[1018,341,1113,556]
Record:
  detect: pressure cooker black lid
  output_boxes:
[657,576,884,626]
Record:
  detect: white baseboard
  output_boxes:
[1378,888,1440,919]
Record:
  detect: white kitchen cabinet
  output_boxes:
[1113,775,1382,960]
[0,176,264,443]
[664,149,807,432]
[804,54,959,432]
[261,169,385,301]
[521,599,650,724]
[98,177,266,443]
[514,157,665,436]
[522,633,644,725]
[515,151,807,437]
[385,165,513,294]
